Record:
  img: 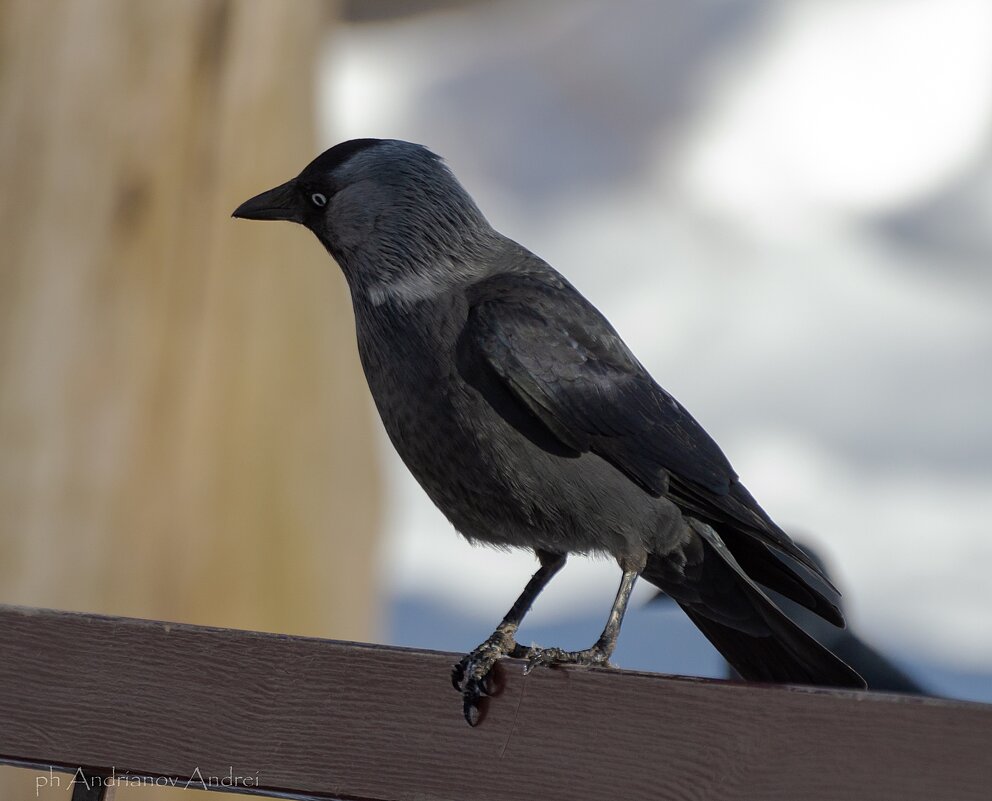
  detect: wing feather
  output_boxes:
[458,271,735,497]
[455,269,833,589]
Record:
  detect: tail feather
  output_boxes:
[678,601,863,687]
[645,519,865,689]
[718,531,844,627]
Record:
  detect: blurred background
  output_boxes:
[2,0,991,795]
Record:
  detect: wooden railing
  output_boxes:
[1,604,989,800]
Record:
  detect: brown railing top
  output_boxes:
[1,604,990,801]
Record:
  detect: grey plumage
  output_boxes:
[233,138,865,724]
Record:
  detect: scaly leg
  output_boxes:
[452,549,566,725]
[526,568,639,671]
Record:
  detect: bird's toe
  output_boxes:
[525,645,613,674]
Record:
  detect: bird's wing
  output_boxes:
[457,270,738,496]
[456,269,830,583]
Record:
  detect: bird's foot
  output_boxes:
[524,644,614,674]
[451,624,530,726]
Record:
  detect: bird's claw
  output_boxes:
[460,673,491,726]
[452,626,522,726]
[450,659,466,691]
[454,655,498,726]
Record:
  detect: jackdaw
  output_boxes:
[233,138,866,724]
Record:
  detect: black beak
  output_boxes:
[232,179,302,222]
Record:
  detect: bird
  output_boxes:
[233,138,866,725]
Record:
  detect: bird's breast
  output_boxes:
[349,296,662,556]
[351,299,552,540]
[353,298,481,469]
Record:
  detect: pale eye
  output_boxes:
[311,192,327,207]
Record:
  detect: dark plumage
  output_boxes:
[655,541,925,693]
[233,138,865,724]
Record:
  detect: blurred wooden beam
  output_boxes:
[0,0,379,633]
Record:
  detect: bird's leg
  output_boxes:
[526,566,640,672]
[453,549,566,725]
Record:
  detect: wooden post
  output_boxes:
[0,1,379,797]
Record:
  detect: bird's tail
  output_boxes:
[643,519,865,688]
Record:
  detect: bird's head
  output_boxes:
[233,138,495,301]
